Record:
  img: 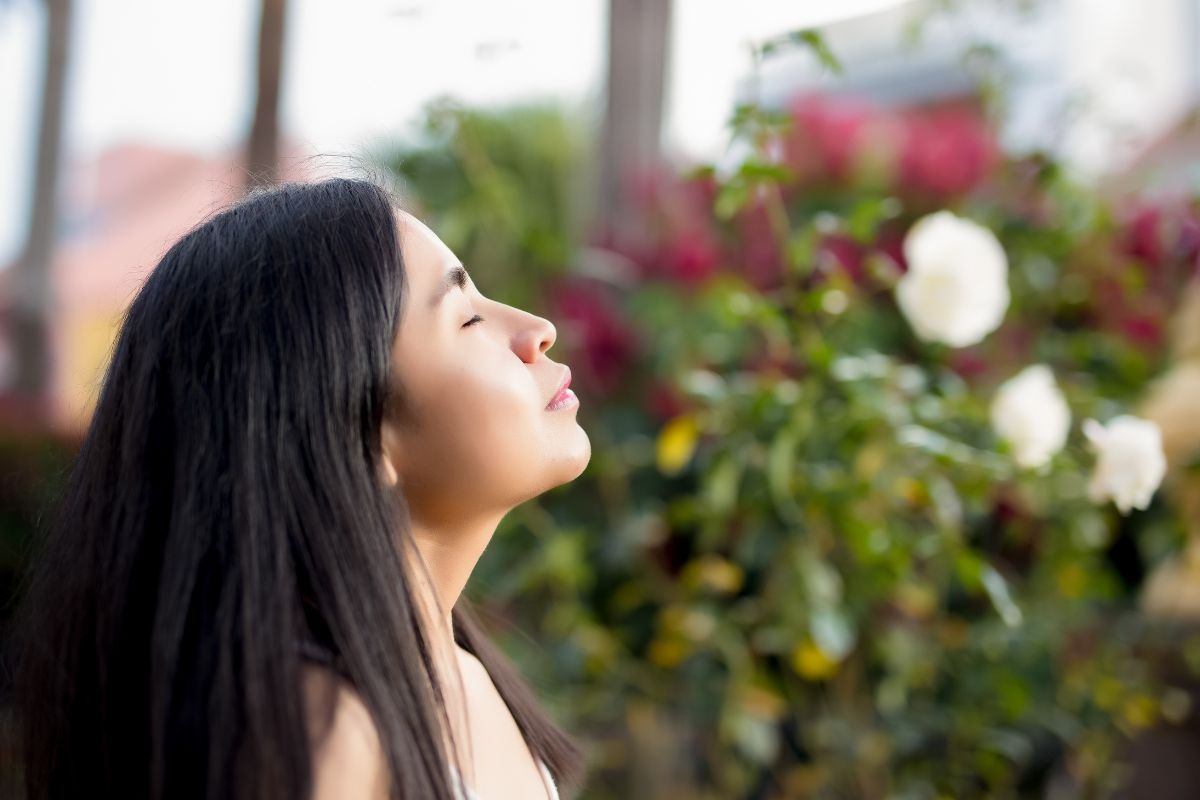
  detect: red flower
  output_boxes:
[948,348,990,381]
[661,230,721,285]
[818,234,865,283]
[731,195,785,291]
[615,168,725,286]
[1118,205,1165,266]
[643,380,690,422]
[546,279,638,397]
[874,228,909,275]
[1119,313,1164,351]
[1176,209,1200,264]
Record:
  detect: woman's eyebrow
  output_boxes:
[429,263,469,308]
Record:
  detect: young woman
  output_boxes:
[12,177,591,799]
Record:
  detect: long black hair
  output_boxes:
[11,177,586,799]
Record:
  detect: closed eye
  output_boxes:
[462,314,485,328]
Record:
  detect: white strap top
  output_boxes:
[450,758,559,800]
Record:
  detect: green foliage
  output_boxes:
[0,426,74,621]
[755,29,843,75]
[378,98,592,310]
[385,86,1196,797]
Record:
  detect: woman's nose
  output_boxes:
[512,310,556,363]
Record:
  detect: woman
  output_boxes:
[12,177,591,799]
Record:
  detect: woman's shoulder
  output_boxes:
[302,662,389,800]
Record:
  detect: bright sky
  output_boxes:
[0,0,910,267]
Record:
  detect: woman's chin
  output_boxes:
[565,426,592,477]
[533,432,593,496]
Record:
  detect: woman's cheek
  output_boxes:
[440,366,533,463]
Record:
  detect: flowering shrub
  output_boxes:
[389,89,1199,798]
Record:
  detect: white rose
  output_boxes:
[896,210,1011,347]
[1082,415,1167,514]
[990,364,1071,470]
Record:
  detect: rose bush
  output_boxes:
[387,82,1198,797]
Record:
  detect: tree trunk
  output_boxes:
[245,0,288,191]
[9,0,73,407]
[597,0,672,253]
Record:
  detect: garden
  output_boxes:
[383,38,1200,798]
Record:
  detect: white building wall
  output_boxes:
[1061,0,1196,176]
[693,0,1200,181]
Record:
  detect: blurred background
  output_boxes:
[4,0,1200,797]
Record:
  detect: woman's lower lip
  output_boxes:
[546,388,578,411]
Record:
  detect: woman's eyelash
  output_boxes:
[462,314,485,328]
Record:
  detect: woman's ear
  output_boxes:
[378,419,403,489]
[379,455,399,488]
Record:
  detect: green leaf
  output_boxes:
[767,420,803,521]
[787,227,818,275]
[789,29,843,74]
[980,565,1023,627]
[715,180,750,220]
[739,159,794,184]
[800,554,844,607]
[704,453,743,517]
[725,709,780,766]
[847,196,903,242]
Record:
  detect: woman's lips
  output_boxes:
[547,387,578,410]
[546,368,579,411]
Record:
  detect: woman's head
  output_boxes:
[380,207,590,528]
[12,177,587,799]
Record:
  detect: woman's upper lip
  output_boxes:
[546,366,572,408]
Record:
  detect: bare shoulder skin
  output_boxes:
[302,664,390,800]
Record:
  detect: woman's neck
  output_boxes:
[404,513,505,658]
[403,514,505,779]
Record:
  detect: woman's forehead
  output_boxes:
[395,209,454,287]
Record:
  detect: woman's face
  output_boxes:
[379,209,591,527]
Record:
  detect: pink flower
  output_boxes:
[784,94,876,182]
[898,109,997,198]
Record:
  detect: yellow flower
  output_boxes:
[791,639,840,681]
[681,555,744,594]
[648,637,690,668]
[656,414,699,476]
[1120,694,1159,730]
